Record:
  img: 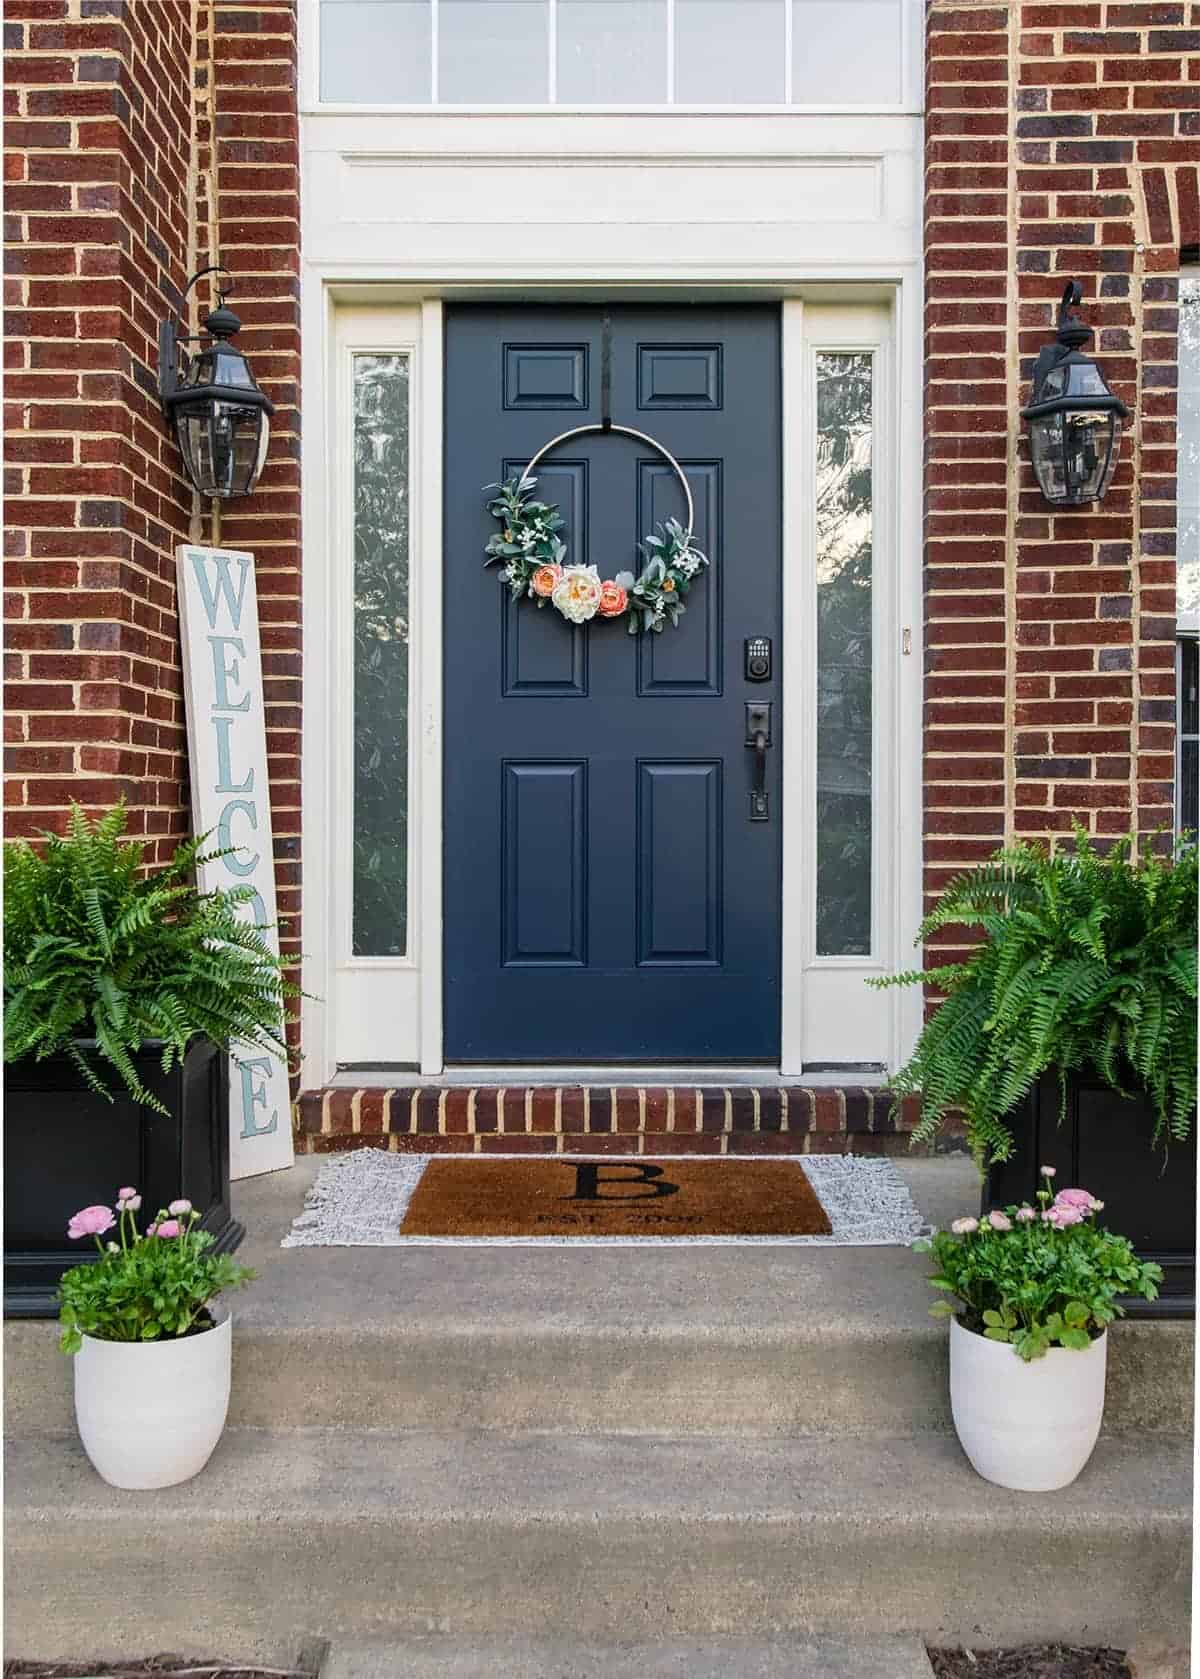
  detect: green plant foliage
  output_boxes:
[919,1183,1161,1361]
[872,826,1197,1164]
[4,802,299,1112]
[58,1198,254,1354]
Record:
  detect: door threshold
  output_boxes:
[330,1064,889,1089]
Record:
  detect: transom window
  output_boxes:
[318,0,906,106]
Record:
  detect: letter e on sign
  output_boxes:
[177,545,294,1179]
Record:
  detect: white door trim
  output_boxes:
[302,283,922,1086]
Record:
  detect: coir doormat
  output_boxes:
[282,1151,929,1247]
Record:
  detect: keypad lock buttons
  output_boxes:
[744,637,772,682]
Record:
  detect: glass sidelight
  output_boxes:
[351,353,412,957]
[814,351,873,957]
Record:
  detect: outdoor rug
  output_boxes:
[282,1151,929,1247]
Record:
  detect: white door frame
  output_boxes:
[301,278,922,1087]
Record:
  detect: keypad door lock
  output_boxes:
[744,637,772,682]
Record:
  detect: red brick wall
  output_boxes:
[200,1,303,986]
[925,0,1199,954]
[5,0,197,861]
[4,0,302,998]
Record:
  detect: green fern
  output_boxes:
[4,803,302,1114]
[871,826,1198,1165]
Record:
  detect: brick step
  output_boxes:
[294,1084,964,1157]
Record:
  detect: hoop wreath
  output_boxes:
[484,422,709,635]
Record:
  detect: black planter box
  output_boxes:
[985,1071,1196,1319]
[4,1037,245,1318]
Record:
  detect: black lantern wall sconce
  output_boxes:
[1022,280,1129,507]
[158,265,274,500]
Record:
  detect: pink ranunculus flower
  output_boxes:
[951,1216,978,1235]
[987,1210,1012,1231]
[67,1205,117,1241]
[117,1193,141,1212]
[1040,1164,1057,1178]
[168,1198,193,1216]
[1054,1187,1094,1212]
[1015,1204,1036,1222]
[1045,1203,1086,1228]
[117,1186,138,1201]
[151,1219,181,1238]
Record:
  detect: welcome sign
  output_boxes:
[177,544,295,1180]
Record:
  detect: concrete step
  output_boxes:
[9,1292,1189,1440]
[6,1428,1190,1658]
[318,1636,937,1678]
[8,1159,1192,1439]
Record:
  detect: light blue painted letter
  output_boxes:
[209,636,251,713]
[214,715,254,794]
[217,798,260,875]
[191,552,250,631]
[237,1055,279,1139]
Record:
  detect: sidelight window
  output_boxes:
[316,0,908,105]
[814,350,874,958]
[352,353,412,957]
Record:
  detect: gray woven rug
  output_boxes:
[281,1151,930,1248]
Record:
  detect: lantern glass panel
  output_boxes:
[186,342,258,393]
[1029,407,1119,505]
[1063,409,1118,503]
[176,399,269,499]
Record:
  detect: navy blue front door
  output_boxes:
[443,305,781,1061]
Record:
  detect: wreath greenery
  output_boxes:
[484,477,709,635]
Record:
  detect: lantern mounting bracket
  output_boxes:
[156,263,275,500]
[157,265,245,417]
[1020,277,1130,508]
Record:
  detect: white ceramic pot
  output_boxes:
[949,1314,1107,1492]
[73,1307,232,1489]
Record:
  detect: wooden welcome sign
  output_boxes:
[177,544,295,1180]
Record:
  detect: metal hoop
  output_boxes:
[518,422,695,544]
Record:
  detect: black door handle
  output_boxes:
[745,703,771,822]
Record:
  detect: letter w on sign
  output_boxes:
[177,545,294,1180]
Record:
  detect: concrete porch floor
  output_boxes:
[7,1154,1192,1441]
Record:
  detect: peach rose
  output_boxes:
[530,564,562,599]
[598,580,628,618]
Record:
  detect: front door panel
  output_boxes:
[443,305,782,1062]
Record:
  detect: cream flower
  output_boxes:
[552,564,602,624]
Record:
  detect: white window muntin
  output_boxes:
[308,0,920,112]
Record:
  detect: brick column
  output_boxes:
[4,0,197,861]
[923,0,1013,976]
[199,0,303,995]
[1011,0,1197,845]
[4,0,303,1039]
[926,0,1198,887]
